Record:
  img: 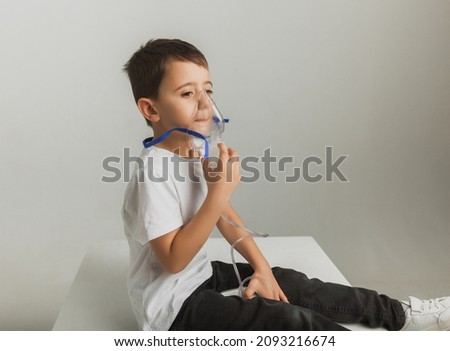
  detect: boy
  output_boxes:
[121,38,450,331]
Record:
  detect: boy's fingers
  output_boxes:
[188,148,195,159]
[202,155,221,176]
[243,286,257,300]
[217,143,239,163]
[188,148,202,159]
[280,290,290,304]
[217,142,228,159]
[201,156,210,172]
[227,147,239,161]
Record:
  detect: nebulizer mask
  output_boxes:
[143,90,227,160]
[186,90,227,160]
[142,91,274,299]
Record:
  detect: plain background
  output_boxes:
[0,0,449,330]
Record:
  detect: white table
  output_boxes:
[52,236,383,331]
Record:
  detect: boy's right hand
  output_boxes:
[202,143,240,201]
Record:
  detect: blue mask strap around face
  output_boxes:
[143,127,210,159]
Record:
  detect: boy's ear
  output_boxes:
[137,98,160,124]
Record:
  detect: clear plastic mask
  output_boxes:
[187,90,227,159]
[142,90,228,159]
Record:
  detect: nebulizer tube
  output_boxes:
[142,90,274,299]
[221,215,276,299]
[188,92,275,299]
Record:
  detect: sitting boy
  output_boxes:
[121,38,450,331]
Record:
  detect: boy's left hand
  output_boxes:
[243,269,289,303]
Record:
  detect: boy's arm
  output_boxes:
[150,192,227,273]
[217,203,289,303]
[150,143,240,274]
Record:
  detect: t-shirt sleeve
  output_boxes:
[123,160,184,246]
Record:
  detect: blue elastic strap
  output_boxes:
[142,127,210,159]
[142,118,229,159]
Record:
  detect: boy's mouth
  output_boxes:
[193,117,211,125]
[192,118,211,134]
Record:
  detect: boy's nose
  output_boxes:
[197,90,212,110]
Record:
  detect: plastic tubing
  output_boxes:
[220,214,275,299]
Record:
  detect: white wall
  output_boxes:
[1,0,449,330]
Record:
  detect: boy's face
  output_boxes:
[152,60,213,136]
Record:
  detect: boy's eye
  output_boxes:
[181,90,213,98]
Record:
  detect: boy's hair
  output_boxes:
[123,38,209,126]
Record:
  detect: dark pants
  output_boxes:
[169,261,405,331]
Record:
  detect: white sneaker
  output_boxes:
[401,296,450,331]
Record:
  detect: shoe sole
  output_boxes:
[423,319,450,331]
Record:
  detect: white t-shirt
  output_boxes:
[121,146,213,330]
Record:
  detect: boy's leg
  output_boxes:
[271,266,405,330]
[273,266,450,331]
[169,261,348,331]
[170,288,349,330]
[211,261,405,330]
